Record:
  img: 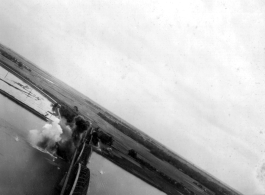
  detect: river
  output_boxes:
[0,93,69,195]
[0,65,165,195]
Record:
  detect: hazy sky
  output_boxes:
[0,0,265,194]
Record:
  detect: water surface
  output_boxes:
[0,94,68,195]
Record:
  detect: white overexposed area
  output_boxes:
[0,1,264,194]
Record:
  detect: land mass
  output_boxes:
[0,43,242,195]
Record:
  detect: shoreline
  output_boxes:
[0,89,49,122]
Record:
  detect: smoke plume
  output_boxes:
[28,121,63,153]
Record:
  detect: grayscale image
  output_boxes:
[0,1,264,195]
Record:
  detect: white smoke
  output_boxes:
[28,112,87,159]
[28,120,63,152]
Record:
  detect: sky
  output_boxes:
[0,0,265,194]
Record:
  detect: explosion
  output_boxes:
[28,121,63,154]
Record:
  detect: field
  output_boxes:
[0,43,242,195]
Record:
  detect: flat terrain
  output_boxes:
[0,43,242,195]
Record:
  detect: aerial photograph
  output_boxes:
[0,1,264,195]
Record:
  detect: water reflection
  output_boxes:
[88,152,165,195]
